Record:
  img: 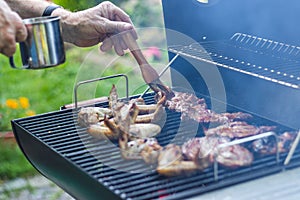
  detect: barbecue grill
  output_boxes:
[11,0,300,199]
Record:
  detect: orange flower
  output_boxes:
[25,110,36,116]
[5,99,19,109]
[19,97,30,109]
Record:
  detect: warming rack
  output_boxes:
[168,33,300,89]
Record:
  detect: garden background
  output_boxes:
[0,0,168,181]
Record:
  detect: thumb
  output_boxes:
[104,21,133,34]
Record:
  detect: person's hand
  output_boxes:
[0,0,27,57]
[54,1,137,56]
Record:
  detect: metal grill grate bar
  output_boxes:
[169,34,300,89]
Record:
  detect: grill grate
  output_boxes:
[169,33,300,89]
[13,94,300,200]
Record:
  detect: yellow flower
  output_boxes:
[19,97,30,109]
[25,110,36,116]
[5,99,19,109]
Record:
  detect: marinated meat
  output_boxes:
[157,144,202,176]
[204,121,276,138]
[125,138,162,164]
[216,144,253,168]
[182,136,230,169]
[252,131,298,155]
[182,136,254,168]
[158,91,252,124]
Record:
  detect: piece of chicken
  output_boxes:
[156,144,203,176]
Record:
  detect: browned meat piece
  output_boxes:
[134,104,167,127]
[182,136,230,162]
[157,91,252,124]
[181,138,202,161]
[77,107,112,127]
[216,144,253,168]
[252,131,298,155]
[204,121,276,138]
[160,91,207,114]
[124,138,162,164]
[182,136,254,169]
[157,144,202,176]
[109,84,119,114]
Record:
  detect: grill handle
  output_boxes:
[73,74,129,110]
[62,97,108,110]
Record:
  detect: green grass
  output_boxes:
[0,140,37,181]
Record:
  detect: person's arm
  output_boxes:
[5,0,137,56]
[5,0,52,18]
[51,2,136,55]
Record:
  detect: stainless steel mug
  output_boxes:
[9,16,65,69]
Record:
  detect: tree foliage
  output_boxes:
[52,0,163,27]
[53,0,129,11]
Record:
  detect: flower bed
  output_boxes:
[0,97,35,131]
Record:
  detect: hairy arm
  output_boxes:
[5,0,136,55]
[5,0,52,18]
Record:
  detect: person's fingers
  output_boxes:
[119,37,128,51]
[0,26,17,57]
[114,15,138,40]
[100,37,113,52]
[104,20,133,34]
[11,12,27,42]
[1,39,17,57]
[110,34,124,56]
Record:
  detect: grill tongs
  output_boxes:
[122,32,174,98]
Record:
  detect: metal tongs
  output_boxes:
[122,32,175,99]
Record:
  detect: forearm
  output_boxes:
[5,0,51,18]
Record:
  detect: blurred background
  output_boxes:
[0,0,166,192]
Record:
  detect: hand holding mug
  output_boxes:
[0,0,27,57]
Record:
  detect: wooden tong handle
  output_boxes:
[122,32,160,84]
[122,32,147,65]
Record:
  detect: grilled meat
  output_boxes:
[124,138,162,164]
[157,144,202,176]
[134,104,167,127]
[252,131,298,155]
[87,121,162,140]
[216,144,253,168]
[109,85,167,126]
[87,121,119,140]
[157,91,252,124]
[182,136,230,162]
[204,121,276,138]
[77,107,112,126]
[182,136,253,168]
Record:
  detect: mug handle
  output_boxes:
[9,56,29,69]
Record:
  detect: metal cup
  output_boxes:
[9,16,65,69]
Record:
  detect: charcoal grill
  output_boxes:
[11,0,300,199]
